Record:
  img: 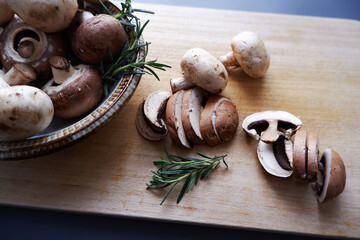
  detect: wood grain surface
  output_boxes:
[0,3,359,238]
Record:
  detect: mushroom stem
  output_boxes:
[1,63,37,86]
[170,76,196,93]
[219,51,240,68]
[50,56,75,85]
[260,119,279,143]
[0,76,10,88]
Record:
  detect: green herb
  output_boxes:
[98,0,171,95]
[147,147,228,205]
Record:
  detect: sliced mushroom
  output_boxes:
[200,95,239,146]
[0,0,14,26]
[42,56,103,118]
[313,148,346,203]
[143,90,172,132]
[72,14,127,64]
[165,90,191,148]
[257,133,293,177]
[0,75,53,141]
[135,101,167,141]
[170,48,228,94]
[181,87,207,144]
[219,32,270,78]
[242,110,302,143]
[1,63,37,85]
[0,17,67,80]
[7,0,78,33]
[293,129,319,183]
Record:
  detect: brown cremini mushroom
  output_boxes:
[71,14,127,64]
[0,0,14,26]
[0,63,37,86]
[0,17,67,80]
[6,0,78,33]
[312,148,346,203]
[242,110,302,143]
[42,56,103,118]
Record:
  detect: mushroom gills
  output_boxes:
[272,134,292,170]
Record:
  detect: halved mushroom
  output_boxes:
[42,56,103,118]
[257,133,293,178]
[181,87,207,144]
[0,0,14,26]
[0,17,67,80]
[135,101,167,141]
[292,130,319,183]
[200,95,239,146]
[170,48,228,94]
[143,90,172,132]
[165,90,191,148]
[242,110,302,143]
[0,74,53,141]
[312,148,346,203]
[71,14,127,64]
[7,0,78,33]
[219,31,270,78]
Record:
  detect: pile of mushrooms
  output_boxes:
[242,111,346,203]
[0,0,129,141]
[136,48,239,148]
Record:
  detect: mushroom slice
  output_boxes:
[200,96,239,146]
[257,133,293,178]
[143,90,172,132]
[292,129,307,182]
[306,131,319,182]
[165,90,191,148]
[181,87,207,144]
[135,101,167,141]
[313,149,346,203]
[242,110,302,143]
[42,56,103,118]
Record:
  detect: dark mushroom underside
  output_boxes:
[273,134,292,170]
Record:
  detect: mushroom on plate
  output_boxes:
[242,110,302,143]
[0,0,14,26]
[42,56,103,118]
[0,72,53,141]
[71,14,127,64]
[312,148,346,203]
[170,48,228,94]
[0,62,37,86]
[219,32,270,78]
[0,17,67,80]
[6,0,78,33]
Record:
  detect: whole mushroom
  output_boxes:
[0,17,67,80]
[219,32,270,78]
[0,72,53,141]
[0,0,14,26]
[42,56,104,118]
[71,14,127,64]
[6,0,78,33]
[170,48,228,94]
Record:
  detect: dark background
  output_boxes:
[1,1,359,239]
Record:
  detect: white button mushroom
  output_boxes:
[170,48,228,94]
[6,0,78,33]
[0,74,54,141]
[219,32,270,78]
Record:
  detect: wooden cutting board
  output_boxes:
[0,2,359,238]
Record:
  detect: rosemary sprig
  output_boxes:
[147,147,228,205]
[99,0,171,95]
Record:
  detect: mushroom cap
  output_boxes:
[242,110,302,142]
[200,95,238,146]
[257,133,293,178]
[42,64,103,118]
[136,101,167,141]
[292,129,308,182]
[0,0,14,26]
[143,90,172,132]
[0,85,54,141]
[165,90,191,148]
[181,48,228,94]
[0,17,67,80]
[72,14,127,64]
[6,0,78,33]
[181,87,207,144]
[231,31,270,78]
[317,148,346,203]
